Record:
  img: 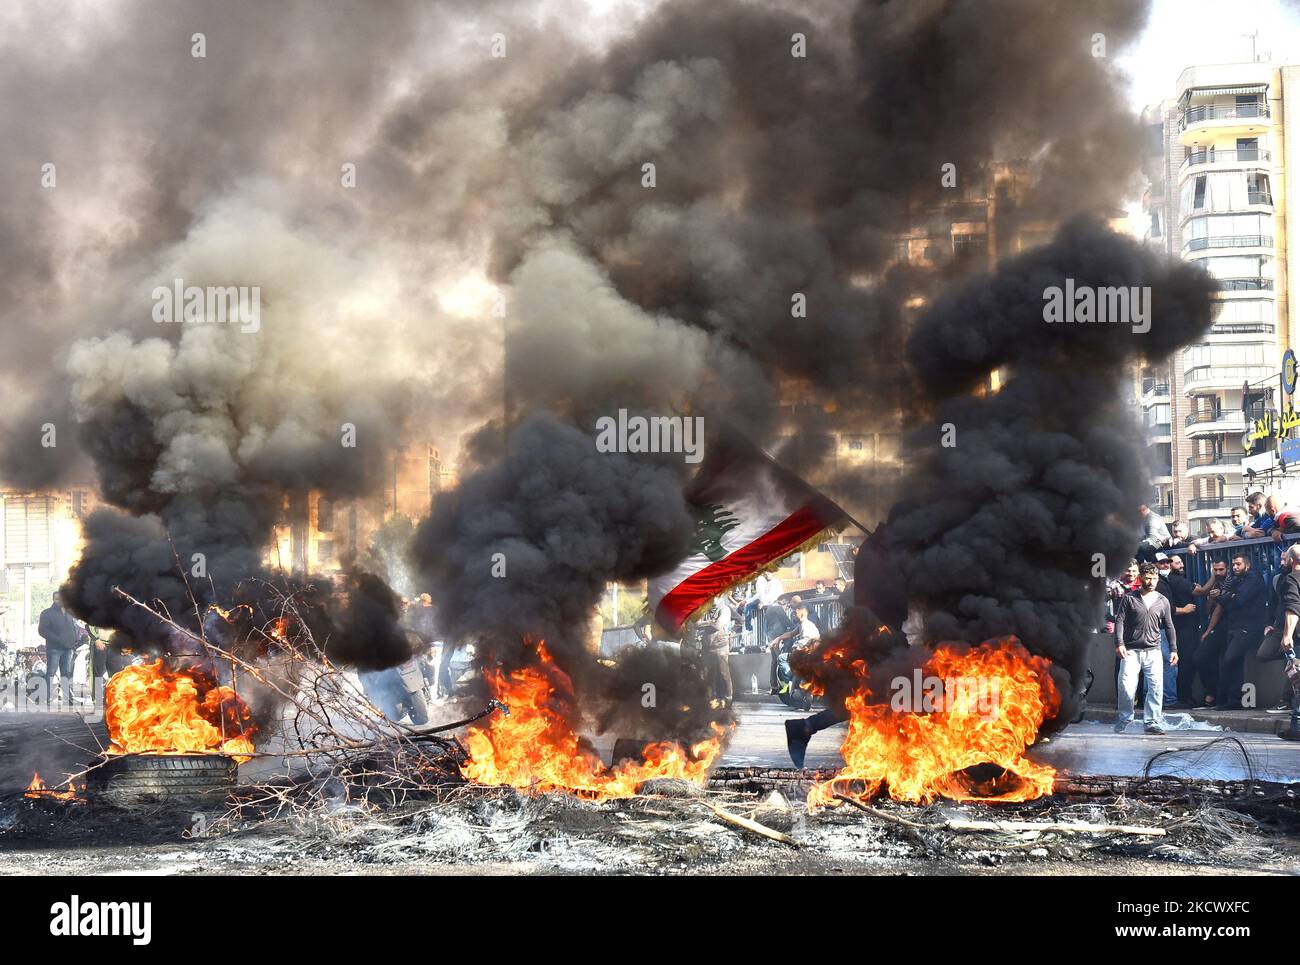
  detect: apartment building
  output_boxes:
[1141,62,1297,531]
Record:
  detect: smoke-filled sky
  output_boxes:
[0,0,1220,740]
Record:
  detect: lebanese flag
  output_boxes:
[649,432,848,632]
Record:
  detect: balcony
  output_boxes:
[1186,451,1244,475]
[1184,234,1273,253]
[1181,194,1274,223]
[1179,103,1271,145]
[1209,322,1275,337]
[1183,364,1274,393]
[1218,277,1273,292]
[1188,496,1239,514]
[1184,407,1246,437]
[1181,147,1271,172]
[1140,378,1170,398]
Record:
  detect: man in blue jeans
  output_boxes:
[1115,563,1178,735]
[37,592,87,708]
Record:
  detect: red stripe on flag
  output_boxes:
[655,502,842,631]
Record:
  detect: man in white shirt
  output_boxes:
[743,572,785,633]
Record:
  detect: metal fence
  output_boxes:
[754,595,845,648]
[1167,533,1300,623]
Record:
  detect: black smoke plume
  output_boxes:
[797,219,1217,723]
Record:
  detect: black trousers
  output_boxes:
[806,703,849,736]
[1217,626,1260,709]
[1197,626,1226,702]
[1174,619,1200,698]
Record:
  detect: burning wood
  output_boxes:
[25,772,81,802]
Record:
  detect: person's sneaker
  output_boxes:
[785,718,810,768]
[1112,721,1128,734]
[1144,723,1167,735]
[1266,700,1293,715]
[1278,728,1300,741]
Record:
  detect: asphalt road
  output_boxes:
[4,702,1300,792]
[718,701,1300,782]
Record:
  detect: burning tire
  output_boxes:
[90,753,236,809]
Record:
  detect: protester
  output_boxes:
[1187,518,1229,552]
[1194,560,1231,706]
[686,599,733,710]
[766,595,807,694]
[1240,492,1277,539]
[771,602,820,710]
[743,572,784,634]
[1114,563,1178,734]
[1105,559,1138,647]
[1156,553,1196,707]
[1255,545,1300,726]
[834,576,851,606]
[1206,553,1267,710]
[1228,506,1250,539]
[1164,521,1191,551]
[1136,504,1170,562]
[37,592,87,708]
[1274,502,1300,540]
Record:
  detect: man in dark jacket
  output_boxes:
[1155,553,1196,707]
[1115,563,1178,734]
[37,592,86,708]
[1195,559,1232,705]
[1214,553,1268,710]
[1257,545,1300,739]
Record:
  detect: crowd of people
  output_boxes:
[1137,491,1300,562]
[1113,492,1300,739]
[2,589,460,726]
[663,573,853,713]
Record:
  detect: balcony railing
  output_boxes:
[1181,103,1271,129]
[1146,422,1172,438]
[1185,407,1244,427]
[1184,364,1273,387]
[1185,234,1273,252]
[1186,452,1243,470]
[1182,148,1271,169]
[1188,496,1239,512]
[1210,322,1274,336]
[1141,379,1170,397]
[1218,277,1273,291]
[1182,195,1273,221]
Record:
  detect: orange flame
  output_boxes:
[809,637,1059,808]
[461,642,724,801]
[105,659,256,762]
[25,772,79,801]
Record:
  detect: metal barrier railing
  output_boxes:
[754,596,845,647]
[1166,533,1300,623]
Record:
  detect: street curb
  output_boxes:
[1083,702,1290,735]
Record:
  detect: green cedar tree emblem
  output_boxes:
[690,501,739,562]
